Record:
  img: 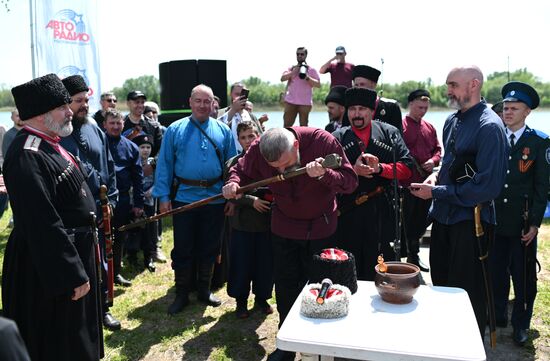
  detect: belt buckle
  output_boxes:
[199,180,208,188]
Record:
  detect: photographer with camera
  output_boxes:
[280,47,320,127]
[219,82,264,152]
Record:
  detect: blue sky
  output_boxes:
[1,0,549,90]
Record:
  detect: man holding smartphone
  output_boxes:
[410,66,508,338]
[218,82,264,152]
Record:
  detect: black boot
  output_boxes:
[167,268,191,315]
[103,312,121,331]
[144,257,156,272]
[197,263,221,307]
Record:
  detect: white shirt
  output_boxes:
[218,110,252,152]
[506,124,526,146]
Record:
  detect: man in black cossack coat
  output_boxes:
[333,87,413,280]
[351,65,403,133]
[2,74,103,361]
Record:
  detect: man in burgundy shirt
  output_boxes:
[319,45,354,88]
[222,127,357,361]
[333,87,413,281]
[400,89,441,272]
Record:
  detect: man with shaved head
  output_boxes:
[410,66,508,339]
[153,84,236,314]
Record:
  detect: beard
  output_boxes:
[447,93,471,110]
[447,97,461,110]
[71,110,88,127]
[45,112,73,137]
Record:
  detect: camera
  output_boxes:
[298,62,308,79]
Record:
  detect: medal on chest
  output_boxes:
[519,147,533,173]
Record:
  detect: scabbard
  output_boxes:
[89,213,103,286]
[337,186,385,216]
[474,205,496,348]
[99,185,115,306]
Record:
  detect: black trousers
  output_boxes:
[489,233,538,330]
[337,196,395,281]
[126,204,157,260]
[271,233,337,327]
[401,189,431,258]
[227,229,273,300]
[171,202,225,270]
[430,221,488,338]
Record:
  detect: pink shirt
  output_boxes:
[283,66,320,106]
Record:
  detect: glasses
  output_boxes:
[296,53,306,56]
[104,98,117,103]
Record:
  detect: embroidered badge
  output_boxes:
[23,135,42,152]
[546,148,550,165]
[380,109,386,116]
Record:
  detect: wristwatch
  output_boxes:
[377,164,383,174]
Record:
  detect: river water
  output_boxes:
[1,109,548,145]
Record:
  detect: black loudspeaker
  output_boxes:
[158,59,227,127]
[197,59,227,108]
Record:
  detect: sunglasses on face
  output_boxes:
[104,98,117,103]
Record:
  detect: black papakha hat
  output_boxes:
[352,65,381,83]
[324,86,347,106]
[491,101,504,113]
[11,73,72,121]
[501,81,540,109]
[345,87,377,109]
[62,75,89,96]
[132,134,154,147]
[408,89,431,103]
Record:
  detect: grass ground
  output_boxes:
[0,208,549,360]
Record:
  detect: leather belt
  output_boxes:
[65,226,92,235]
[178,177,220,188]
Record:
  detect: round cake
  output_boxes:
[300,283,351,319]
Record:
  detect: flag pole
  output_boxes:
[29,0,36,77]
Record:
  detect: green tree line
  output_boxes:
[2,69,549,109]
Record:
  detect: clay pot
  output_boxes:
[374,262,420,304]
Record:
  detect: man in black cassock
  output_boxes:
[1,73,103,360]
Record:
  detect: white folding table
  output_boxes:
[277,281,486,361]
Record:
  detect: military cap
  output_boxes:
[11,73,72,121]
[352,65,381,83]
[345,87,377,109]
[62,75,89,96]
[324,86,347,106]
[407,89,431,103]
[132,133,154,147]
[501,81,539,109]
[127,90,147,101]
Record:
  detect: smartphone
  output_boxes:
[240,88,249,99]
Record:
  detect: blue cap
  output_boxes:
[501,81,539,109]
[335,46,346,54]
